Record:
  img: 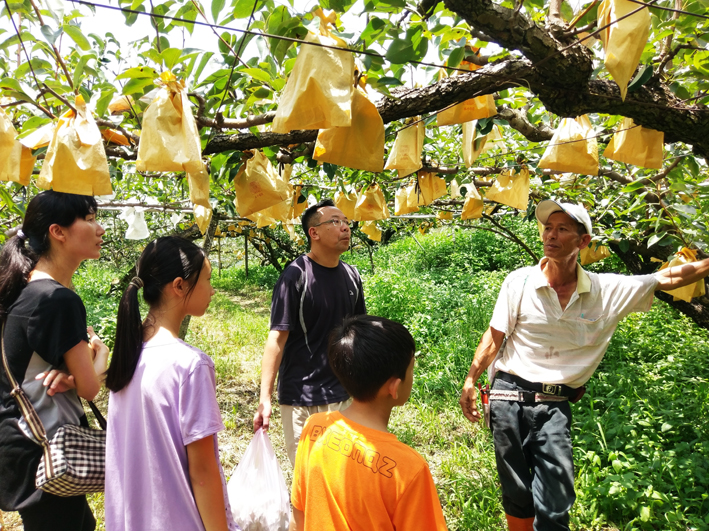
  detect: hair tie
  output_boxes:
[16,229,26,241]
[129,276,144,289]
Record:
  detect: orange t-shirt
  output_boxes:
[292,411,448,531]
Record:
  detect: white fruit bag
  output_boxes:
[227,429,289,531]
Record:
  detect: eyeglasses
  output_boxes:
[313,218,352,229]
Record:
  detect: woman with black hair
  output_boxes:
[0,190,109,531]
[104,236,237,531]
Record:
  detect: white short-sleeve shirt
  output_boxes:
[489,259,658,387]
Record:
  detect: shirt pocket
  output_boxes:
[568,315,606,348]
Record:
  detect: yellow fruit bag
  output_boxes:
[436,211,453,220]
[660,247,707,302]
[234,150,290,217]
[485,168,530,210]
[462,120,488,168]
[538,116,598,176]
[418,171,447,205]
[450,178,461,198]
[289,182,307,221]
[480,125,507,155]
[271,9,354,133]
[313,86,384,172]
[395,185,418,215]
[135,72,212,232]
[437,62,497,126]
[353,183,390,221]
[461,183,484,220]
[0,109,35,186]
[597,0,651,101]
[580,242,611,265]
[248,199,291,228]
[37,95,112,196]
[335,189,357,219]
[361,220,381,241]
[603,118,664,169]
[384,120,425,178]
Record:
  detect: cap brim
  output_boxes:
[535,200,564,225]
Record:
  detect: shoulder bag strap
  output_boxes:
[1,321,55,476]
[85,399,107,430]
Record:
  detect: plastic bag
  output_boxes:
[361,220,382,241]
[37,95,113,196]
[436,62,497,126]
[353,183,390,221]
[234,150,291,217]
[271,9,354,133]
[659,247,707,303]
[485,168,530,210]
[334,189,357,219]
[603,118,664,169]
[0,108,35,186]
[227,429,289,531]
[580,242,611,265]
[538,116,598,176]
[418,171,447,205]
[450,178,461,199]
[598,0,650,101]
[313,86,384,172]
[461,182,484,220]
[135,72,212,232]
[118,206,150,240]
[384,120,424,178]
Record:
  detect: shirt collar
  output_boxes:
[533,258,591,294]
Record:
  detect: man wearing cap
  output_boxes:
[459,200,709,531]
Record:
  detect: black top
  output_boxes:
[0,279,88,511]
[270,255,366,406]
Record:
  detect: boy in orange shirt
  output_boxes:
[290,315,448,531]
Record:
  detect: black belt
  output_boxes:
[496,372,585,402]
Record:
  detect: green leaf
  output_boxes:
[621,180,647,193]
[0,186,24,217]
[627,64,653,93]
[122,77,155,96]
[160,48,182,69]
[640,506,651,522]
[386,27,428,64]
[241,67,271,83]
[211,0,225,23]
[447,45,465,69]
[116,66,157,81]
[193,52,214,84]
[96,88,116,118]
[233,0,261,18]
[376,76,404,87]
[40,25,61,45]
[647,231,666,248]
[62,24,91,51]
[0,78,22,92]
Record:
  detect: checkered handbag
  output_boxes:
[2,323,106,496]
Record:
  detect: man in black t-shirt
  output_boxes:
[253,199,366,465]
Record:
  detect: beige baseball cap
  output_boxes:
[535,200,592,235]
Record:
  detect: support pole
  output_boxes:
[244,234,249,279]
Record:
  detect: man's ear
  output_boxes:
[308,226,320,242]
[47,223,66,244]
[579,233,592,250]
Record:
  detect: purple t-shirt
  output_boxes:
[105,336,237,531]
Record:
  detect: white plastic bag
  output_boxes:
[227,429,289,531]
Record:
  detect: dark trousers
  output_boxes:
[19,492,95,531]
[490,378,575,531]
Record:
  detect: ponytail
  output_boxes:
[0,191,97,319]
[106,237,205,392]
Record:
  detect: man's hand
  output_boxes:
[36,369,76,396]
[459,377,481,424]
[253,400,272,432]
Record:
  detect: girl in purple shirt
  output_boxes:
[104,237,237,531]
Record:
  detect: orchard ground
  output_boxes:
[2,223,708,531]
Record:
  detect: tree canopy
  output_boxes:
[0,0,707,326]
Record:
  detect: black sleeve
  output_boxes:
[356,274,366,315]
[269,269,301,332]
[28,288,88,367]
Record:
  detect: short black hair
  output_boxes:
[301,198,335,247]
[575,221,587,236]
[328,315,416,402]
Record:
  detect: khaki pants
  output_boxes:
[280,398,352,466]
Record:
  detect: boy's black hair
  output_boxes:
[301,198,335,247]
[328,315,416,402]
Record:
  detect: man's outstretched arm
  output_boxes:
[254,330,289,432]
[655,256,709,292]
[459,326,505,424]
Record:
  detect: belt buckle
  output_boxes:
[542,383,561,396]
